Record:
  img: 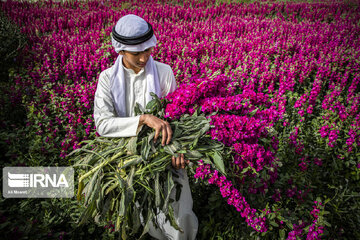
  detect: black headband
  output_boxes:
[112,22,154,45]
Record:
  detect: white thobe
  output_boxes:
[93,60,198,240]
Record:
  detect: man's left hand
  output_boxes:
[171,153,190,169]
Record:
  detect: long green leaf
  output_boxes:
[168,204,183,232]
[139,207,153,239]
[84,168,100,205]
[210,151,226,175]
[163,171,175,215]
[126,136,138,155]
[155,172,161,208]
[131,204,141,235]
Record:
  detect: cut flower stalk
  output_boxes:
[69,93,227,238]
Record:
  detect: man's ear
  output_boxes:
[119,50,125,55]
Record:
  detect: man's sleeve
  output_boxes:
[93,71,140,137]
[161,65,177,97]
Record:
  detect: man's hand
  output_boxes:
[139,114,190,169]
[139,114,173,146]
[172,153,190,169]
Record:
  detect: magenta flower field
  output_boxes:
[0,0,359,239]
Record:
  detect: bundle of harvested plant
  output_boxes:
[69,94,227,238]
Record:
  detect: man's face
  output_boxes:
[121,47,153,73]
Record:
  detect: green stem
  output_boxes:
[78,150,126,184]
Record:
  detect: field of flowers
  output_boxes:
[0,0,359,239]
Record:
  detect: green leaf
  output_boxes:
[115,213,122,232]
[202,157,213,165]
[248,108,258,116]
[120,155,142,170]
[105,182,119,195]
[78,200,96,226]
[279,229,285,239]
[164,140,181,156]
[171,122,181,137]
[85,168,101,205]
[76,180,85,201]
[270,221,279,227]
[119,191,126,217]
[185,150,203,159]
[286,221,293,230]
[134,102,143,116]
[126,166,136,196]
[126,136,138,155]
[167,204,183,232]
[145,98,158,112]
[96,180,104,211]
[131,204,141,235]
[99,196,111,220]
[260,138,271,144]
[210,151,226,175]
[163,171,175,214]
[114,169,126,189]
[155,172,161,207]
[141,136,151,161]
[323,220,331,227]
[139,208,153,239]
[88,174,102,210]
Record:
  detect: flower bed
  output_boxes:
[1,0,359,238]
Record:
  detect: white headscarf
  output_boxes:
[110,14,161,117]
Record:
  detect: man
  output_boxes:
[93,14,198,240]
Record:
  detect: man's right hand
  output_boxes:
[139,114,173,146]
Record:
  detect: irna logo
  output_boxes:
[8,172,69,188]
[3,167,74,198]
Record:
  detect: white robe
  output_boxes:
[93,61,198,240]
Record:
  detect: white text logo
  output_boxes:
[8,172,69,188]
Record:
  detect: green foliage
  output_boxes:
[0,11,28,166]
[0,196,115,239]
[267,86,360,239]
[69,94,227,238]
[190,179,252,240]
[0,10,27,82]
